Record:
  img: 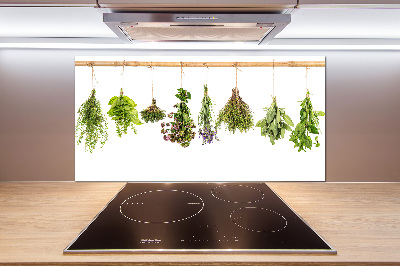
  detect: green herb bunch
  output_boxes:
[198,84,219,145]
[75,89,108,153]
[256,97,294,145]
[216,88,254,134]
[289,91,325,152]
[107,88,143,137]
[140,98,166,123]
[161,88,196,148]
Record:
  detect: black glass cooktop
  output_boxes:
[64,183,336,254]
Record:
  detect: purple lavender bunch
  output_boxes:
[199,126,219,145]
[198,85,219,145]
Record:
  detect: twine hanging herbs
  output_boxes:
[140,66,166,123]
[256,60,293,144]
[140,98,166,123]
[216,87,254,134]
[76,88,108,153]
[198,84,219,145]
[108,88,143,137]
[256,97,294,145]
[161,88,196,148]
[216,66,253,133]
[289,90,325,152]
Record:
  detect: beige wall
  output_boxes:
[0,48,399,182]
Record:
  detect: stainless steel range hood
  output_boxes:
[103,13,290,45]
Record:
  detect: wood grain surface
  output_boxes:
[0,182,399,266]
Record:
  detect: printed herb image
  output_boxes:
[140,98,166,123]
[198,85,219,145]
[107,88,143,137]
[76,89,108,153]
[216,87,254,134]
[289,90,325,152]
[256,97,294,145]
[161,88,196,148]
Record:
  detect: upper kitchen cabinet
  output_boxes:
[0,0,97,6]
[97,0,297,5]
[298,0,400,7]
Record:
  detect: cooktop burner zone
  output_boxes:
[119,189,204,224]
[64,183,336,254]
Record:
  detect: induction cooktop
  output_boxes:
[64,183,336,254]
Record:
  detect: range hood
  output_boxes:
[103,13,291,45]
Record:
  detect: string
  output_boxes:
[180,62,184,88]
[235,63,238,89]
[150,64,154,99]
[233,63,242,94]
[122,61,125,90]
[204,63,209,96]
[272,59,275,100]
[91,65,94,89]
[234,63,240,93]
[205,62,209,87]
[120,61,126,96]
[306,67,309,97]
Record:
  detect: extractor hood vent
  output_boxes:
[104,13,290,45]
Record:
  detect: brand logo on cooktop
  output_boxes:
[140,238,161,244]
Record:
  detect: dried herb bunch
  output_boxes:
[289,91,325,152]
[140,98,166,123]
[198,85,219,145]
[161,88,196,148]
[107,88,143,137]
[256,97,294,145]
[216,87,254,134]
[76,89,108,153]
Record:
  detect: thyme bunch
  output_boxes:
[76,89,108,153]
[216,88,254,134]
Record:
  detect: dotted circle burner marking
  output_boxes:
[230,207,287,233]
[120,190,204,224]
[211,185,265,204]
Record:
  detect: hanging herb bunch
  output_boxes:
[161,88,196,148]
[289,90,325,152]
[256,61,293,145]
[76,88,108,153]
[216,87,254,134]
[140,98,166,123]
[256,97,294,145]
[198,84,219,145]
[107,88,143,137]
[140,66,166,123]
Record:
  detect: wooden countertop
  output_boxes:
[0,182,399,265]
